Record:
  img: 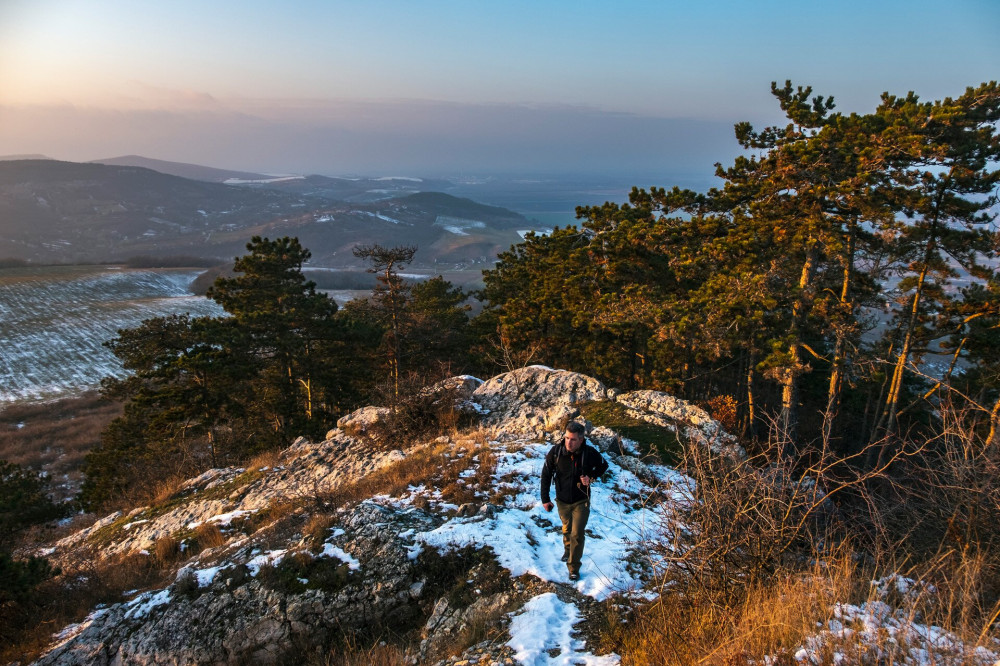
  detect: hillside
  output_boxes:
[90,156,271,184]
[246,173,455,203]
[0,160,535,267]
[14,367,998,665]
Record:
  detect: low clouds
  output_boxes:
[0,97,739,178]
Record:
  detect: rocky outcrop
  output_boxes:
[33,368,737,665]
[39,501,441,665]
[615,390,745,458]
[472,366,608,435]
[52,432,407,567]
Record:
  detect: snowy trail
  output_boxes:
[507,593,619,666]
[414,442,684,599]
[413,439,692,664]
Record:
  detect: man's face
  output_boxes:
[564,431,584,453]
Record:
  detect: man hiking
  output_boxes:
[540,421,609,581]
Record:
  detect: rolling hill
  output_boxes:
[90,155,271,183]
[0,159,535,267]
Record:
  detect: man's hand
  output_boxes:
[580,475,591,487]
[543,502,553,511]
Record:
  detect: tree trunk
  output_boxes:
[987,396,1000,448]
[824,221,856,446]
[874,184,945,442]
[780,243,818,449]
[745,354,757,439]
[878,236,935,439]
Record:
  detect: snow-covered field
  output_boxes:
[0,267,224,406]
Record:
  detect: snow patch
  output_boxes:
[319,543,361,570]
[507,593,620,665]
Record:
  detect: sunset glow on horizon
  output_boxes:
[1,0,997,176]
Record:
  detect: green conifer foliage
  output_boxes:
[870,83,1000,440]
[84,237,352,510]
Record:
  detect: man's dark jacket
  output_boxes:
[540,441,609,505]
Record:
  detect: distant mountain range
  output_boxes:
[0,158,537,268]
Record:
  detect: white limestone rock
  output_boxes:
[471,366,607,436]
[615,390,745,459]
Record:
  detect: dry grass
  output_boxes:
[0,550,174,664]
[153,535,180,564]
[314,641,410,666]
[318,432,499,513]
[305,513,336,549]
[610,548,1000,664]
[605,410,1000,665]
[247,447,283,471]
[0,392,121,501]
[151,473,189,505]
[194,522,226,550]
[607,555,835,664]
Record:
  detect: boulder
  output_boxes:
[334,405,393,440]
[471,366,607,436]
[615,390,745,458]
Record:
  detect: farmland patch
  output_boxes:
[0,266,224,406]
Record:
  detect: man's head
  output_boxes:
[564,421,586,453]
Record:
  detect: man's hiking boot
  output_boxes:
[561,548,569,562]
[568,571,580,581]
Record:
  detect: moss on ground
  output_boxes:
[579,400,682,465]
[257,551,353,595]
[87,468,265,547]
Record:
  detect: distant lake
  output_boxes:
[444,173,720,229]
[0,266,224,406]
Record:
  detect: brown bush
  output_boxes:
[153,535,181,564]
[0,550,171,663]
[701,394,739,434]
[247,448,283,471]
[194,522,226,550]
[609,408,1000,664]
[152,474,188,505]
[305,513,335,550]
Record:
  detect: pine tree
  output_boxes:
[85,237,349,509]
[871,83,1000,440]
[209,236,343,441]
[352,244,418,403]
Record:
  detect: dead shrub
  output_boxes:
[701,394,739,434]
[152,473,188,505]
[653,439,843,607]
[305,513,335,550]
[248,448,283,471]
[194,522,226,550]
[153,535,180,564]
[614,406,1000,663]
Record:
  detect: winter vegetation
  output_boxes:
[2,80,1000,664]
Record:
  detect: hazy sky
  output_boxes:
[0,0,997,178]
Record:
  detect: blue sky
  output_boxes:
[0,0,997,178]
